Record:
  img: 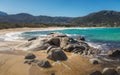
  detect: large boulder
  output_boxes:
[90,71,102,75]
[47,37,60,46]
[47,48,67,61]
[24,53,36,59]
[102,68,119,75]
[60,37,76,48]
[108,50,120,58]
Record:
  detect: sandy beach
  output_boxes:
[0,27,119,75]
[0,51,102,75]
[0,27,69,35]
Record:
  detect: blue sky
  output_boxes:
[0,0,120,17]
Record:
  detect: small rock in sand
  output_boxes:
[24,53,36,59]
[37,60,51,68]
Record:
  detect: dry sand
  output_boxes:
[0,27,69,35]
[0,53,30,75]
[0,51,102,75]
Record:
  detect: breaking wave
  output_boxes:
[0,32,24,41]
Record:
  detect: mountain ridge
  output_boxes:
[0,10,120,27]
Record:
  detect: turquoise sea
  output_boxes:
[20,28,120,50]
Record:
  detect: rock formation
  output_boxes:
[17,32,98,56]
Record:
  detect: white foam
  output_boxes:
[0,32,24,41]
[66,34,79,37]
[87,42,102,49]
[0,27,107,42]
[30,27,105,32]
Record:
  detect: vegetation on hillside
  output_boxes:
[0,10,120,29]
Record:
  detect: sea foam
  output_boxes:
[0,32,24,41]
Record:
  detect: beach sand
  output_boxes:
[0,27,103,75]
[0,27,69,35]
[0,51,102,75]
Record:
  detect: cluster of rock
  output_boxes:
[17,32,100,56]
[90,67,120,75]
[24,53,51,68]
[21,32,102,69]
[22,32,120,75]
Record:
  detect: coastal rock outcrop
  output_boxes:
[16,32,100,56]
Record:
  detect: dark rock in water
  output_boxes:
[28,37,37,41]
[89,58,101,65]
[47,37,60,46]
[24,53,36,59]
[108,49,120,58]
[76,36,85,41]
[47,48,67,61]
[90,71,102,75]
[102,68,119,75]
[37,60,51,68]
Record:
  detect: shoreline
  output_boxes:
[0,27,118,35]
